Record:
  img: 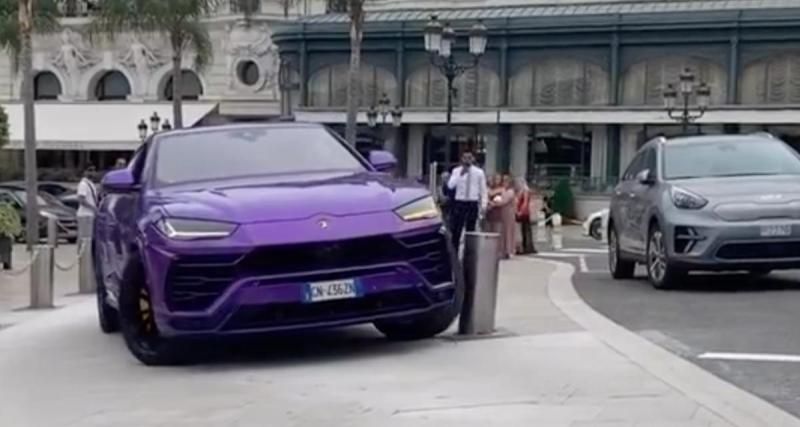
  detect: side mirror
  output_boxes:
[102,169,139,193]
[368,150,398,172]
[636,169,655,185]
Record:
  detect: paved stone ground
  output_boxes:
[0,257,744,427]
[0,245,90,327]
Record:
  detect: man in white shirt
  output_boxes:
[76,166,99,250]
[447,151,488,249]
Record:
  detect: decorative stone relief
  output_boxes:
[51,28,98,98]
[224,20,280,99]
[119,34,166,97]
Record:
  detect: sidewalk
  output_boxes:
[0,256,798,426]
[0,245,90,328]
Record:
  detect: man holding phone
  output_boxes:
[447,151,488,250]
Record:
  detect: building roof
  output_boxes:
[299,0,800,24]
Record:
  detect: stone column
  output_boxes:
[590,125,608,178]
[509,124,530,180]
[406,124,426,179]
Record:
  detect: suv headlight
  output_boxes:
[394,196,441,222]
[671,187,708,210]
[155,218,238,240]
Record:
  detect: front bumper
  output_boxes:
[665,217,800,271]
[141,223,456,338]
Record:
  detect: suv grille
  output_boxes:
[716,241,800,260]
[165,228,452,312]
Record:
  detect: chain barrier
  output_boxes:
[0,248,41,278]
[54,242,88,272]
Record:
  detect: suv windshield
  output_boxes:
[663,139,800,180]
[154,126,366,186]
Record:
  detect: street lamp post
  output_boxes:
[662,67,711,135]
[367,93,403,153]
[137,112,172,142]
[423,15,487,153]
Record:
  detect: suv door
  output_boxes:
[627,148,657,254]
[613,152,645,252]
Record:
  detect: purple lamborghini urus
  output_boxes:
[93,123,462,365]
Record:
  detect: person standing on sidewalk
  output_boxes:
[76,166,99,253]
[515,178,537,255]
[447,152,487,250]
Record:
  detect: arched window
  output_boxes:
[34,71,61,100]
[162,70,204,101]
[740,53,800,105]
[405,65,501,108]
[508,58,609,107]
[93,71,131,101]
[308,63,398,107]
[621,56,727,106]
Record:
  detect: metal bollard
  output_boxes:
[78,237,96,294]
[30,245,54,308]
[458,232,500,336]
[428,162,438,198]
[45,213,58,249]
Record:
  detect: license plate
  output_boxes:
[760,224,792,237]
[303,279,361,303]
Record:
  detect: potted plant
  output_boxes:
[0,202,22,270]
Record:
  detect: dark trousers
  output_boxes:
[450,201,479,249]
[518,217,535,254]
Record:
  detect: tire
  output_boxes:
[375,241,465,341]
[589,218,602,241]
[646,224,685,290]
[94,248,119,334]
[608,225,635,279]
[118,261,183,366]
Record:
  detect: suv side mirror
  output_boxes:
[368,150,397,172]
[102,169,139,193]
[636,169,655,185]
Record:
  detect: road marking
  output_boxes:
[561,248,608,254]
[532,252,581,258]
[579,255,589,273]
[698,352,800,363]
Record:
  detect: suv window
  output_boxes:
[623,148,656,181]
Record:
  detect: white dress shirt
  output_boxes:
[76,178,98,218]
[447,165,488,209]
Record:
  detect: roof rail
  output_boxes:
[749,131,775,139]
[647,135,668,144]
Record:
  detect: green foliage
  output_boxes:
[90,0,217,73]
[552,179,575,219]
[0,105,8,150]
[0,0,60,69]
[0,202,21,239]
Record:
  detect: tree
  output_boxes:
[344,0,364,146]
[92,0,217,129]
[0,0,58,249]
[276,0,294,18]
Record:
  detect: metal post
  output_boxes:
[45,213,58,248]
[428,161,438,197]
[30,245,54,309]
[459,232,500,336]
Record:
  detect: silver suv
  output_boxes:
[608,133,800,289]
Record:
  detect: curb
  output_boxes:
[534,258,800,427]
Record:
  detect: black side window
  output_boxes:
[641,148,656,175]
[129,145,148,182]
[624,153,645,181]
